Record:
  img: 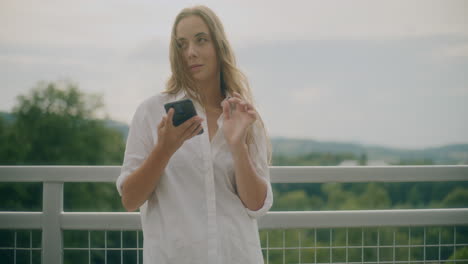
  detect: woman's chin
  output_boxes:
[191,74,207,82]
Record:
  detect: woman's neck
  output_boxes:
[196,75,224,110]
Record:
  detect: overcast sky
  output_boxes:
[1,0,467,149]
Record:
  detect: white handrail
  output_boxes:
[1,165,467,183]
[2,209,468,230]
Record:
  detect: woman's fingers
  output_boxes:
[227,97,255,113]
[166,108,174,127]
[184,121,203,140]
[227,97,242,104]
[158,117,166,129]
[247,110,258,119]
[180,115,202,131]
[222,100,231,120]
[181,116,203,138]
[163,110,204,140]
[227,97,244,112]
[244,102,256,113]
[233,92,242,98]
[240,101,253,112]
[187,123,203,139]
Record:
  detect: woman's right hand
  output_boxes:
[156,108,204,155]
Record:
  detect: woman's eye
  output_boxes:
[198,38,207,43]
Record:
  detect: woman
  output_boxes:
[116,5,273,263]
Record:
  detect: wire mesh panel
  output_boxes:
[62,230,143,264]
[260,226,468,264]
[2,227,467,264]
[0,230,42,264]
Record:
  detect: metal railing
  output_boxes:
[1,165,468,263]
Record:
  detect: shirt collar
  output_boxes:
[173,89,233,104]
[173,89,189,101]
[172,89,232,130]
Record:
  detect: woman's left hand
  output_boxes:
[221,92,258,148]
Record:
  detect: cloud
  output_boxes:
[217,0,468,47]
[1,0,467,50]
[291,86,333,105]
[437,44,468,58]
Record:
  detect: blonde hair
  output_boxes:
[164,5,272,164]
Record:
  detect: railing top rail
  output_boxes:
[1,208,468,230]
[0,165,467,183]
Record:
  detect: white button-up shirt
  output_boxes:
[116,89,273,264]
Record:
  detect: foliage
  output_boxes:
[447,246,468,263]
[0,80,125,213]
[1,80,124,165]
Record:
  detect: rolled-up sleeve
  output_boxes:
[244,122,273,219]
[116,103,154,197]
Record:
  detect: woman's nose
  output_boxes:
[187,42,198,58]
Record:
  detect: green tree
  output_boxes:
[322,183,358,210]
[3,80,123,165]
[273,189,324,211]
[356,183,391,209]
[0,80,126,212]
[434,187,468,208]
[359,152,367,165]
[447,247,468,263]
[1,80,128,263]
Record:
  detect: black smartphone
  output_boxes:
[164,99,204,135]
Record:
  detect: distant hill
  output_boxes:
[2,111,467,164]
[271,137,468,165]
[0,111,15,123]
[103,119,129,140]
[1,111,130,140]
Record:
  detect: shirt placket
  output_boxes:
[196,103,218,263]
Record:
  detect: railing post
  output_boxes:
[42,182,63,264]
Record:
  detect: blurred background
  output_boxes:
[1,0,467,263]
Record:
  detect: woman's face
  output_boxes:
[176,15,218,83]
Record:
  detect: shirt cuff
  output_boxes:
[245,182,274,219]
[116,171,129,197]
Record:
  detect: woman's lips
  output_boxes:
[190,64,203,71]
